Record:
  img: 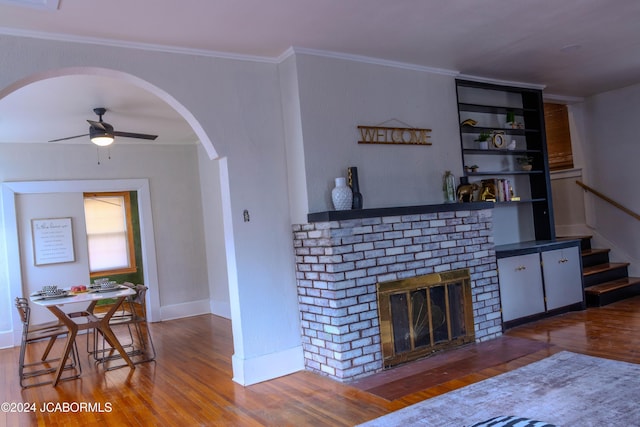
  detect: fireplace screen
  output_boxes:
[377,269,474,367]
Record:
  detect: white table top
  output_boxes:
[29,285,136,307]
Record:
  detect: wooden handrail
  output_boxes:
[576,180,640,222]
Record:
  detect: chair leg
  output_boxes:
[19,337,82,388]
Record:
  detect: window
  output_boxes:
[83,192,137,277]
[544,103,574,171]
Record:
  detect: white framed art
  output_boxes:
[31,217,75,265]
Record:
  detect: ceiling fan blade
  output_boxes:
[48,133,90,143]
[113,131,158,140]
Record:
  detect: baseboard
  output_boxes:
[232,345,305,386]
[160,298,211,321]
[0,330,15,349]
[210,300,231,319]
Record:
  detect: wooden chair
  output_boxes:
[91,284,156,370]
[15,297,81,388]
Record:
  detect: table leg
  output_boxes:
[45,305,79,387]
[95,296,136,370]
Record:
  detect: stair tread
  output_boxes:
[583,262,630,276]
[585,277,640,294]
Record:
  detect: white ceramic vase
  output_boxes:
[332,177,353,210]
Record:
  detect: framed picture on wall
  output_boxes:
[31,217,75,266]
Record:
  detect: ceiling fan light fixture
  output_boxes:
[91,135,115,146]
[89,126,114,146]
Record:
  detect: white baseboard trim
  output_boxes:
[0,330,15,349]
[210,300,231,320]
[160,299,211,321]
[232,345,305,386]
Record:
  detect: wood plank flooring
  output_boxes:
[2,296,640,426]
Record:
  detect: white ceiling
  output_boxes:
[1,0,639,144]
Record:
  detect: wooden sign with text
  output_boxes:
[358,125,432,146]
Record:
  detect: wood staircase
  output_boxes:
[575,236,640,306]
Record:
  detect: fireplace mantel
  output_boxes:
[308,201,494,223]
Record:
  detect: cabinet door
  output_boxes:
[498,253,545,322]
[542,246,583,310]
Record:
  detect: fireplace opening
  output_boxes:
[377,269,475,367]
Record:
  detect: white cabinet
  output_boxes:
[497,242,584,326]
[498,253,545,322]
[542,246,583,310]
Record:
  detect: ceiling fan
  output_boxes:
[48,107,158,146]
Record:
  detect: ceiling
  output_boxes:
[1,0,639,144]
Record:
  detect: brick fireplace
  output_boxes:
[292,203,502,382]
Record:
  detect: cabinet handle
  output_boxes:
[515,265,526,271]
[558,258,568,264]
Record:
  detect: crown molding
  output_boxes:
[0,0,59,10]
[0,26,279,63]
[0,27,567,95]
[283,46,460,77]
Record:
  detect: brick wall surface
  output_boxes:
[292,208,501,382]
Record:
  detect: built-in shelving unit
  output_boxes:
[455,79,554,245]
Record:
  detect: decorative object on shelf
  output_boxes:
[475,131,491,150]
[332,177,353,210]
[516,156,534,171]
[464,165,479,174]
[492,131,506,148]
[442,170,456,203]
[506,110,515,128]
[357,119,432,146]
[507,139,517,150]
[348,166,363,209]
[456,182,479,202]
[480,180,497,202]
[480,179,514,202]
[461,118,477,127]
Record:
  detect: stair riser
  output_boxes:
[584,266,629,288]
[582,252,610,268]
[586,283,640,307]
[578,238,592,252]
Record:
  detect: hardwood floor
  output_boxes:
[2,296,640,426]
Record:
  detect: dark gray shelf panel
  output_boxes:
[466,170,544,176]
[463,149,542,155]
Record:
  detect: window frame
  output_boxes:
[84,191,138,278]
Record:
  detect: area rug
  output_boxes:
[357,351,640,427]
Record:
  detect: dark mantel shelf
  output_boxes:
[307,201,494,223]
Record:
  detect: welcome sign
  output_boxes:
[357,125,432,146]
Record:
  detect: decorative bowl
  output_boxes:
[41,285,58,294]
[100,281,118,290]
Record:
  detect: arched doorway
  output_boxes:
[0,67,233,345]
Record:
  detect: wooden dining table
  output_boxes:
[29,285,137,386]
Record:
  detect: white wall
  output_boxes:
[16,192,90,325]
[0,142,210,338]
[582,83,640,274]
[197,143,230,318]
[293,53,463,215]
[0,34,304,385]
